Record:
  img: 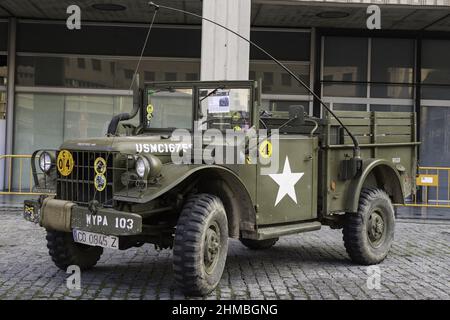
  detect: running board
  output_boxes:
[257,221,322,240]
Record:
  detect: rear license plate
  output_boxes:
[73,229,119,250]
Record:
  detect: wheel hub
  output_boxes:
[367,210,385,246]
[204,223,221,274]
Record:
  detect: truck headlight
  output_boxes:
[39,152,53,173]
[135,156,150,179]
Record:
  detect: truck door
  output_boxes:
[256,135,318,225]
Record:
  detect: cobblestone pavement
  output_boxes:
[0,209,448,300]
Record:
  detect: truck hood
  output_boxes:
[60,135,192,156]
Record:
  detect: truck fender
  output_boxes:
[345,159,405,213]
[131,165,256,238]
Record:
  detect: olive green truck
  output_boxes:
[24,80,418,296]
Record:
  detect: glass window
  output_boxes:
[145,71,155,82]
[0,54,6,86]
[249,61,309,95]
[14,93,65,155]
[420,106,450,167]
[199,88,252,131]
[261,100,310,114]
[17,23,201,58]
[165,72,177,81]
[92,59,102,71]
[371,84,413,99]
[13,93,134,190]
[0,91,6,119]
[146,88,193,130]
[323,37,368,83]
[186,73,199,81]
[77,58,85,69]
[323,84,367,97]
[250,30,310,61]
[14,93,134,155]
[332,103,366,111]
[422,40,450,85]
[421,40,450,101]
[249,30,310,98]
[281,73,291,87]
[421,86,450,100]
[0,22,7,52]
[370,104,413,112]
[64,95,134,139]
[371,38,414,84]
[16,56,201,89]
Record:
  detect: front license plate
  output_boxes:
[73,229,119,250]
[71,207,142,236]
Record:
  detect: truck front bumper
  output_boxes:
[24,198,142,236]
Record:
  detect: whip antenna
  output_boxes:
[148,1,360,158]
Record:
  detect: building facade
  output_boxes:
[0,0,450,193]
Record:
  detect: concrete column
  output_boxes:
[200,0,251,81]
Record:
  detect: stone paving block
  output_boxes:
[0,210,449,300]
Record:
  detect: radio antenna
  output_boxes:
[148,1,360,158]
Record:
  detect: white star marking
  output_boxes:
[268,157,304,206]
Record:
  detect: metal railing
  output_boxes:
[0,154,55,196]
[404,166,450,208]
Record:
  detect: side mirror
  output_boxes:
[289,105,305,126]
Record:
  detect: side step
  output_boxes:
[257,221,322,240]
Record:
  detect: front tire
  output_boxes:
[240,238,278,250]
[173,194,228,296]
[343,188,395,265]
[46,230,103,270]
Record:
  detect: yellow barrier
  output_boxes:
[0,154,55,196]
[403,166,450,209]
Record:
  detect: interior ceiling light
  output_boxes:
[92,3,127,11]
[317,11,350,19]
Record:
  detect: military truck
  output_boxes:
[24,80,418,296]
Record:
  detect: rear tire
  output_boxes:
[240,238,278,250]
[173,194,228,296]
[46,230,103,271]
[343,188,395,265]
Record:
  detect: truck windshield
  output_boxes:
[198,88,252,131]
[145,88,193,130]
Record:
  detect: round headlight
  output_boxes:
[39,152,53,173]
[135,156,150,179]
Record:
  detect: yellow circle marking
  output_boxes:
[146,113,153,121]
[146,104,154,114]
[259,140,273,159]
[57,150,74,176]
[94,174,107,192]
[94,157,107,175]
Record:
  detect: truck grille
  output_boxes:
[57,150,115,207]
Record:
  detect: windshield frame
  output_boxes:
[142,80,257,133]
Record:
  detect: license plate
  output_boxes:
[73,229,119,250]
[71,207,142,236]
